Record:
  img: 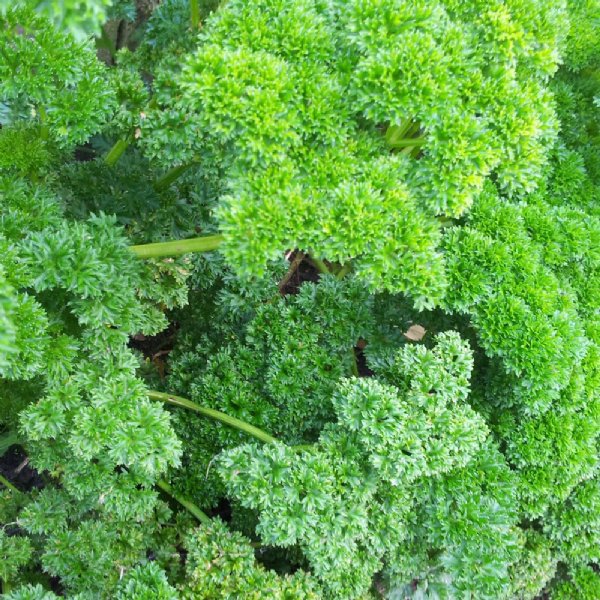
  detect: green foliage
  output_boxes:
[563,0,600,72]
[0,0,599,597]
[507,530,558,600]
[4,584,60,600]
[442,148,600,515]
[23,0,114,40]
[443,181,586,414]
[0,267,16,369]
[0,529,33,582]
[0,125,55,177]
[58,152,208,244]
[165,273,373,506]
[17,487,179,595]
[182,519,320,598]
[552,565,600,600]
[0,6,115,147]
[545,475,600,566]
[0,165,184,596]
[116,563,178,600]
[141,0,565,307]
[218,334,517,598]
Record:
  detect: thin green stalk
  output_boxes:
[291,444,314,452]
[153,163,195,192]
[388,135,427,149]
[157,479,210,524]
[384,120,415,145]
[409,144,424,158]
[190,0,200,28]
[131,234,224,259]
[309,255,330,275]
[0,474,19,495]
[104,138,130,167]
[0,431,19,456]
[403,122,421,139]
[350,348,359,377]
[38,106,49,141]
[148,390,278,444]
[336,262,352,279]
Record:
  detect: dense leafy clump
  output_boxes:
[219,334,517,598]
[0,0,599,598]
[0,173,186,593]
[0,6,115,147]
[181,519,319,599]
[141,0,566,307]
[0,270,15,369]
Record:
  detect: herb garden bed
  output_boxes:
[0,1,599,598]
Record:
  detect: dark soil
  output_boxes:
[279,251,320,296]
[354,343,374,377]
[73,142,96,162]
[128,320,179,360]
[0,444,44,493]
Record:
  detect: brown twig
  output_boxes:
[278,251,305,295]
[13,457,29,475]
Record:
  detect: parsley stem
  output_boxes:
[38,106,49,141]
[350,347,359,377]
[0,474,19,495]
[309,255,330,275]
[0,431,19,457]
[291,444,313,452]
[105,138,130,167]
[153,162,195,192]
[336,262,352,279]
[385,120,414,145]
[157,479,210,524]
[148,390,278,444]
[388,135,427,149]
[131,234,224,258]
[190,0,201,28]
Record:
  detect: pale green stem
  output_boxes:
[385,120,415,145]
[0,474,19,495]
[336,262,352,279]
[190,0,201,28]
[38,106,49,141]
[154,163,195,192]
[309,255,330,275]
[0,431,19,456]
[388,136,427,149]
[130,234,224,259]
[292,444,314,452]
[105,139,130,167]
[148,390,278,444]
[350,348,359,377]
[157,479,210,524]
[404,122,421,138]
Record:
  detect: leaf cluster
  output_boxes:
[140,0,566,308]
[218,334,517,598]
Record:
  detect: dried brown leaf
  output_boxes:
[404,324,426,341]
